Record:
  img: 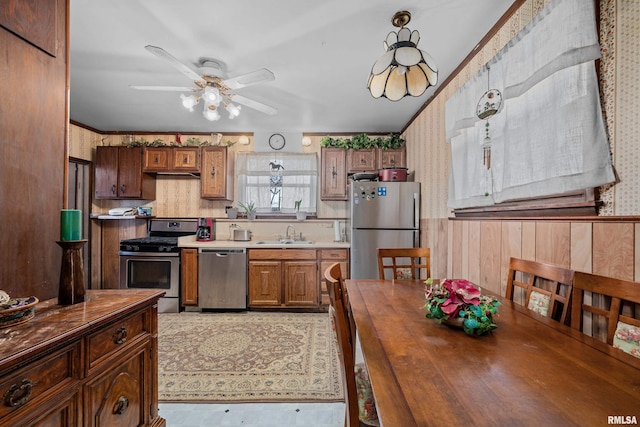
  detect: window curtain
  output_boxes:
[236,152,318,213]
[445,0,615,209]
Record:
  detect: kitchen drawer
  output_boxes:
[249,249,317,260]
[87,310,148,372]
[0,342,81,419]
[320,249,348,260]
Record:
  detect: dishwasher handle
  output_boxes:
[198,248,246,255]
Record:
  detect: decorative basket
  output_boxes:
[0,296,39,329]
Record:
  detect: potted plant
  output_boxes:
[294,200,306,221]
[238,201,257,220]
[225,205,238,219]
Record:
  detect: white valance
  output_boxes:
[445,0,615,209]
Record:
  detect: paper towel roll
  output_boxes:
[334,220,341,242]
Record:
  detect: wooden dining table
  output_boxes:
[345,278,640,427]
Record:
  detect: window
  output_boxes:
[236,152,318,215]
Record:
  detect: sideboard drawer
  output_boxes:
[87,310,148,372]
[0,342,80,419]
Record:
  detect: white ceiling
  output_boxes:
[70,0,514,134]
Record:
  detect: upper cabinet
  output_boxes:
[320,146,407,201]
[143,147,200,174]
[321,148,348,200]
[95,146,155,200]
[378,147,406,169]
[200,146,234,200]
[347,148,377,173]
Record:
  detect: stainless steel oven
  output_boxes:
[119,252,180,313]
[119,219,197,313]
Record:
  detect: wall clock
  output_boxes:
[269,133,286,150]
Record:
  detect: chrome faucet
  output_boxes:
[285,224,296,240]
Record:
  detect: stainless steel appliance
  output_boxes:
[119,219,198,313]
[349,181,420,279]
[195,248,247,310]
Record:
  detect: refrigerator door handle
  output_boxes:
[414,192,420,229]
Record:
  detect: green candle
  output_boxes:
[60,209,82,241]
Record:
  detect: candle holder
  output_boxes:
[57,240,88,305]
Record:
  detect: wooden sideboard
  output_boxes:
[0,290,165,427]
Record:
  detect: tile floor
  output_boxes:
[159,402,345,426]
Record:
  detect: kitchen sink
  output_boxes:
[255,240,314,245]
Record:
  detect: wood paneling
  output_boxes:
[442,218,640,299]
[479,221,501,294]
[593,223,634,280]
[570,222,593,272]
[467,221,481,284]
[500,221,522,295]
[0,0,57,56]
[0,0,67,301]
[535,222,570,267]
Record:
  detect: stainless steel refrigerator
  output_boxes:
[349,181,421,279]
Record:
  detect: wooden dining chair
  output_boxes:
[377,248,430,280]
[571,271,640,358]
[324,263,379,427]
[505,257,574,325]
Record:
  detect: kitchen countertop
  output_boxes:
[178,235,350,249]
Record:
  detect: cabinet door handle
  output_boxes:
[390,158,395,165]
[331,166,337,178]
[211,166,216,177]
[114,396,129,415]
[360,158,365,164]
[183,156,188,164]
[154,156,159,164]
[113,326,128,344]
[111,184,116,195]
[3,379,36,408]
[120,184,126,194]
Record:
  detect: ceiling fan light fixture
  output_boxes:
[367,10,438,101]
[203,105,220,121]
[225,102,241,119]
[180,94,199,111]
[202,86,222,105]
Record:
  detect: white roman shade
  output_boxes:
[445,0,615,209]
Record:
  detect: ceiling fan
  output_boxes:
[130,45,277,121]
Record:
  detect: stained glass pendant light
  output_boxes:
[368,11,438,101]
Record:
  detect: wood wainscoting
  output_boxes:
[421,217,640,295]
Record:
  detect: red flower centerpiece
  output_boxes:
[424,278,500,336]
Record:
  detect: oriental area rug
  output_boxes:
[157,312,344,403]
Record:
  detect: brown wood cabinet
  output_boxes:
[319,249,349,309]
[320,148,348,201]
[95,146,156,200]
[200,147,233,199]
[0,290,165,427]
[320,147,407,200]
[248,249,319,308]
[143,147,200,173]
[378,147,406,169]
[347,148,377,172]
[181,248,198,306]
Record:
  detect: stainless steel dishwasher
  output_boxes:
[197,248,247,310]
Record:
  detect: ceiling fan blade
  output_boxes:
[231,94,277,115]
[130,85,198,92]
[223,69,275,90]
[144,45,204,84]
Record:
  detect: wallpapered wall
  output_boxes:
[404,0,639,218]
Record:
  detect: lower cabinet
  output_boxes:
[180,248,198,306]
[0,290,165,427]
[248,249,319,309]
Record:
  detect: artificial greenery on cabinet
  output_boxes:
[320,133,405,150]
